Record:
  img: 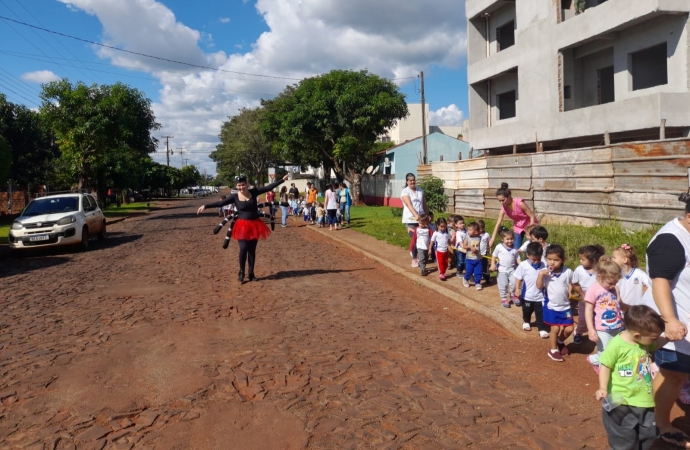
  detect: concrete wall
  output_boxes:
[466,0,690,151]
[361,176,406,207]
[388,103,429,145]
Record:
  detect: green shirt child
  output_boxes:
[599,335,654,408]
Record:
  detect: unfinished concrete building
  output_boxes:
[466,0,690,154]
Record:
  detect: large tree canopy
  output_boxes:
[40,80,160,200]
[262,70,408,202]
[0,94,57,188]
[211,107,278,186]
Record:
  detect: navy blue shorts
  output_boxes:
[655,348,690,374]
[543,306,574,326]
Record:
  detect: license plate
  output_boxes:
[29,235,50,242]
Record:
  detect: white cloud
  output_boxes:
[21,70,60,83]
[429,104,464,126]
[219,17,230,23]
[60,0,467,174]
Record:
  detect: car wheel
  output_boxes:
[79,226,89,251]
[97,221,106,241]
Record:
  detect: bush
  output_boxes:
[417,176,447,213]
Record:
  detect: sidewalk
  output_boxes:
[306,225,528,337]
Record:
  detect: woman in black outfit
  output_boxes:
[197,174,289,282]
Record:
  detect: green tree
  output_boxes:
[262,70,408,203]
[211,107,277,185]
[40,80,160,201]
[0,135,11,186]
[0,94,58,188]
[180,164,201,189]
[417,176,447,213]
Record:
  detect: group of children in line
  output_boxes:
[413,215,669,449]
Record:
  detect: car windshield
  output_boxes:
[22,197,79,216]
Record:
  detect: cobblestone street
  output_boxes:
[0,198,610,449]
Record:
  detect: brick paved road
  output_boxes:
[0,198,609,449]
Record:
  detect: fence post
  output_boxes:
[660,119,666,140]
[513,143,517,154]
[604,131,610,146]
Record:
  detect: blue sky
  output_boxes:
[0,0,467,174]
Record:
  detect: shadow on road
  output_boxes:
[145,212,199,221]
[0,255,71,276]
[262,268,365,280]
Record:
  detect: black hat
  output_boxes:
[235,174,247,183]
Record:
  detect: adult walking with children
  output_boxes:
[338,182,352,226]
[489,182,538,249]
[325,183,340,231]
[641,192,690,448]
[401,173,429,268]
[197,173,290,282]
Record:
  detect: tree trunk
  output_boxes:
[351,172,364,205]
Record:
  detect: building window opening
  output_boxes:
[598,66,614,104]
[497,21,515,51]
[497,90,516,120]
[564,86,572,99]
[631,43,668,91]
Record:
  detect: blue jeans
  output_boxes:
[456,251,466,274]
[340,203,350,223]
[465,258,483,283]
[514,231,525,249]
[280,206,288,226]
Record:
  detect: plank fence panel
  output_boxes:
[454,188,485,217]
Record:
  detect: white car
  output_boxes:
[8,193,106,252]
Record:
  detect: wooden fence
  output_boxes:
[419,138,690,227]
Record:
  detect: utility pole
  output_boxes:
[420,71,428,164]
[177,147,186,167]
[184,158,189,167]
[161,135,174,166]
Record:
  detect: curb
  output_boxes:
[305,226,524,338]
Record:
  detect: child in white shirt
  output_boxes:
[430,218,452,281]
[490,229,520,308]
[477,220,491,284]
[454,216,467,277]
[514,242,548,338]
[537,244,574,362]
[612,244,651,307]
[415,214,432,277]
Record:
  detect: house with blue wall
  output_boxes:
[377,132,471,179]
[361,132,471,207]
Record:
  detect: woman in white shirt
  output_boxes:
[325,183,340,231]
[400,173,429,268]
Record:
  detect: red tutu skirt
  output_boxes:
[232,218,271,241]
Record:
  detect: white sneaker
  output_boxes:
[539,330,549,339]
[462,279,470,288]
[522,323,531,331]
[475,284,483,291]
[411,258,419,268]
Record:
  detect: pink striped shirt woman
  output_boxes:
[489,183,538,249]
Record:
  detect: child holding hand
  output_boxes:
[490,228,519,308]
[462,222,483,290]
[430,217,452,280]
[573,245,606,344]
[514,242,548,338]
[415,214,432,277]
[585,257,625,373]
[537,244,574,362]
[454,216,467,277]
[612,244,651,307]
[595,305,664,450]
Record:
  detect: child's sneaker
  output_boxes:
[522,322,531,331]
[476,284,483,291]
[501,299,510,308]
[548,349,564,362]
[539,330,549,339]
[439,274,446,281]
[587,355,600,374]
[411,258,419,268]
[573,334,582,345]
[511,294,521,307]
[462,279,470,288]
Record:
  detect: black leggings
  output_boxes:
[238,239,258,273]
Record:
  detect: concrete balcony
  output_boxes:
[468,44,520,85]
[557,0,690,51]
[469,92,690,150]
[466,0,514,20]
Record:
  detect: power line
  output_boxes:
[0,80,39,106]
[0,66,41,96]
[0,16,420,84]
[0,73,41,102]
[0,50,277,96]
[11,0,105,84]
[0,3,83,82]
[0,15,304,81]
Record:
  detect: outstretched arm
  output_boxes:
[255,174,290,195]
[198,196,235,214]
[489,210,505,248]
